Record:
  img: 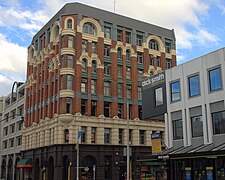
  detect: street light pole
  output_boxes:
[126,101,130,180]
[76,117,80,180]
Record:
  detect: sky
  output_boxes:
[0,0,225,96]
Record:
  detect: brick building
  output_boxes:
[22,2,176,180]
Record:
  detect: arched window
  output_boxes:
[149,39,159,51]
[117,48,122,59]
[83,22,96,35]
[67,19,72,29]
[82,59,87,72]
[92,61,97,73]
[126,50,131,61]
[55,26,59,37]
[64,129,69,143]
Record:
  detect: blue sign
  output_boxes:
[151,133,161,139]
[78,131,83,139]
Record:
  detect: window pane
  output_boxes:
[188,75,200,97]
[173,120,183,140]
[171,81,181,102]
[155,87,163,106]
[209,67,222,91]
[191,116,203,137]
[212,111,225,135]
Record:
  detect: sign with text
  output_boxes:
[151,133,162,154]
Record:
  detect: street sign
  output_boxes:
[84,167,89,172]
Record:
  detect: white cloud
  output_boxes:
[0,33,26,96]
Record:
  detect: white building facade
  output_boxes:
[0,82,25,180]
[165,48,225,179]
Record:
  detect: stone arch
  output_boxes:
[78,18,103,37]
[64,17,74,29]
[115,44,126,55]
[125,45,135,55]
[50,21,61,42]
[28,45,35,62]
[91,56,102,68]
[146,35,164,52]
[79,54,91,67]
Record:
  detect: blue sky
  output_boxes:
[0,0,225,96]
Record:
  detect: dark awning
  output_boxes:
[16,159,32,168]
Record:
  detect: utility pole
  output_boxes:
[127,101,130,180]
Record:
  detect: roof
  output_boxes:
[32,2,175,42]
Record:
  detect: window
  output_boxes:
[126,50,131,61]
[104,26,111,39]
[66,98,72,113]
[117,48,122,59]
[10,124,15,133]
[55,26,59,37]
[136,34,143,46]
[91,127,96,143]
[188,74,200,97]
[92,61,97,73]
[117,29,122,41]
[12,110,16,119]
[137,52,143,64]
[173,119,183,140]
[104,82,110,96]
[82,59,87,72]
[139,130,145,145]
[104,102,110,117]
[138,70,143,81]
[126,67,131,79]
[149,55,154,66]
[155,87,163,106]
[118,84,123,98]
[104,45,110,57]
[64,129,69,143]
[9,138,14,148]
[156,56,160,67]
[67,19,72,28]
[118,104,123,118]
[17,121,23,131]
[104,128,111,144]
[165,42,171,53]
[126,85,132,99]
[171,81,181,102]
[81,127,86,143]
[67,55,73,68]
[82,40,88,52]
[118,66,123,78]
[67,75,73,90]
[126,31,131,44]
[129,129,133,144]
[16,136,22,146]
[119,129,123,144]
[81,99,87,115]
[81,79,88,93]
[91,101,97,116]
[91,80,97,94]
[191,116,203,137]
[3,140,7,149]
[104,64,110,75]
[212,111,225,135]
[68,35,73,48]
[83,22,96,35]
[92,42,97,54]
[166,58,172,69]
[149,39,159,50]
[138,87,142,100]
[3,127,8,136]
[209,67,222,92]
